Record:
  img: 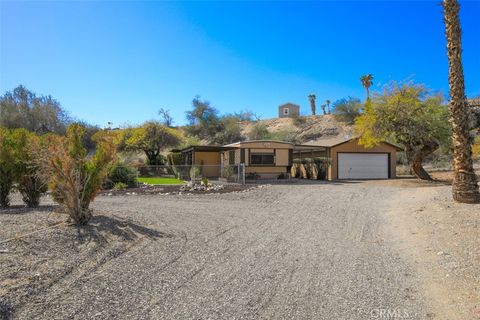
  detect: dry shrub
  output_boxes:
[0,127,15,207]
[37,124,116,225]
[11,129,48,207]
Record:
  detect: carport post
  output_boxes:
[240,163,245,185]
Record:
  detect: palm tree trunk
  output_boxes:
[443,0,479,203]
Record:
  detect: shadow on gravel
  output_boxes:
[0,298,13,320]
[0,205,59,215]
[76,214,171,244]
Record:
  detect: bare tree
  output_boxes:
[158,108,174,127]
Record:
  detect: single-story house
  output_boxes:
[174,137,401,180]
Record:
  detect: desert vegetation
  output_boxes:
[355,82,451,180]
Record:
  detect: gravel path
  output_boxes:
[3,183,428,319]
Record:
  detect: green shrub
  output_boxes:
[201,177,209,186]
[147,154,167,166]
[113,182,127,190]
[222,166,234,179]
[246,172,260,180]
[0,127,15,207]
[167,152,184,165]
[103,162,138,189]
[277,173,288,179]
[292,114,307,126]
[11,129,47,207]
[190,166,201,180]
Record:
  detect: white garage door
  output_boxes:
[338,153,389,179]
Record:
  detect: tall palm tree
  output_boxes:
[325,99,331,114]
[320,104,326,115]
[360,74,374,100]
[308,94,316,115]
[443,0,479,203]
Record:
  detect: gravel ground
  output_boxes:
[1,182,445,319]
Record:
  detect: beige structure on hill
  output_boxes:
[278,103,300,118]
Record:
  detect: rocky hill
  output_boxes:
[240,114,354,143]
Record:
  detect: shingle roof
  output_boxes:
[303,136,403,150]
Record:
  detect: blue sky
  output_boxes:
[1,1,479,127]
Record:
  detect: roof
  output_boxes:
[224,140,295,147]
[172,145,235,153]
[468,97,480,107]
[303,137,403,150]
[303,136,355,148]
[278,102,300,109]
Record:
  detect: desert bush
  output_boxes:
[292,114,307,126]
[113,182,127,190]
[37,124,116,225]
[473,137,480,160]
[222,166,235,179]
[11,129,48,207]
[0,127,15,207]
[270,129,301,144]
[332,97,363,124]
[167,152,184,165]
[103,162,138,189]
[246,172,260,180]
[201,177,209,186]
[277,173,288,179]
[190,166,201,180]
[248,123,270,140]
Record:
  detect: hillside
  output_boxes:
[240,114,354,143]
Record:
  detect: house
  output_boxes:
[174,137,400,180]
[278,103,300,118]
[177,141,294,179]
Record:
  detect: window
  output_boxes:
[250,154,275,165]
[283,108,289,115]
[229,150,235,165]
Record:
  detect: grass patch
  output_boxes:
[137,177,184,185]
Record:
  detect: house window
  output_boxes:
[283,108,289,115]
[229,150,235,165]
[250,154,275,165]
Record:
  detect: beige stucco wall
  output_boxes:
[222,141,292,168]
[275,149,290,166]
[246,166,287,174]
[328,139,397,180]
[194,151,221,177]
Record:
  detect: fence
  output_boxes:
[135,164,246,184]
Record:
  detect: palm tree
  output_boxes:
[360,74,374,100]
[320,104,326,115]
[443,0,479,203]
[325,99,331,114]
[308,94,316,115]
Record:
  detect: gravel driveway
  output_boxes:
[3,183,428,319]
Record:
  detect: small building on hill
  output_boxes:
[278,103,300,118]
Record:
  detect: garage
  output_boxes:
[338,153,389,179]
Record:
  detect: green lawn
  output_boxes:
[137,177,184,185]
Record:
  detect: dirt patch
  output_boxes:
[383,185,480,320]
[0,209,167,319]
